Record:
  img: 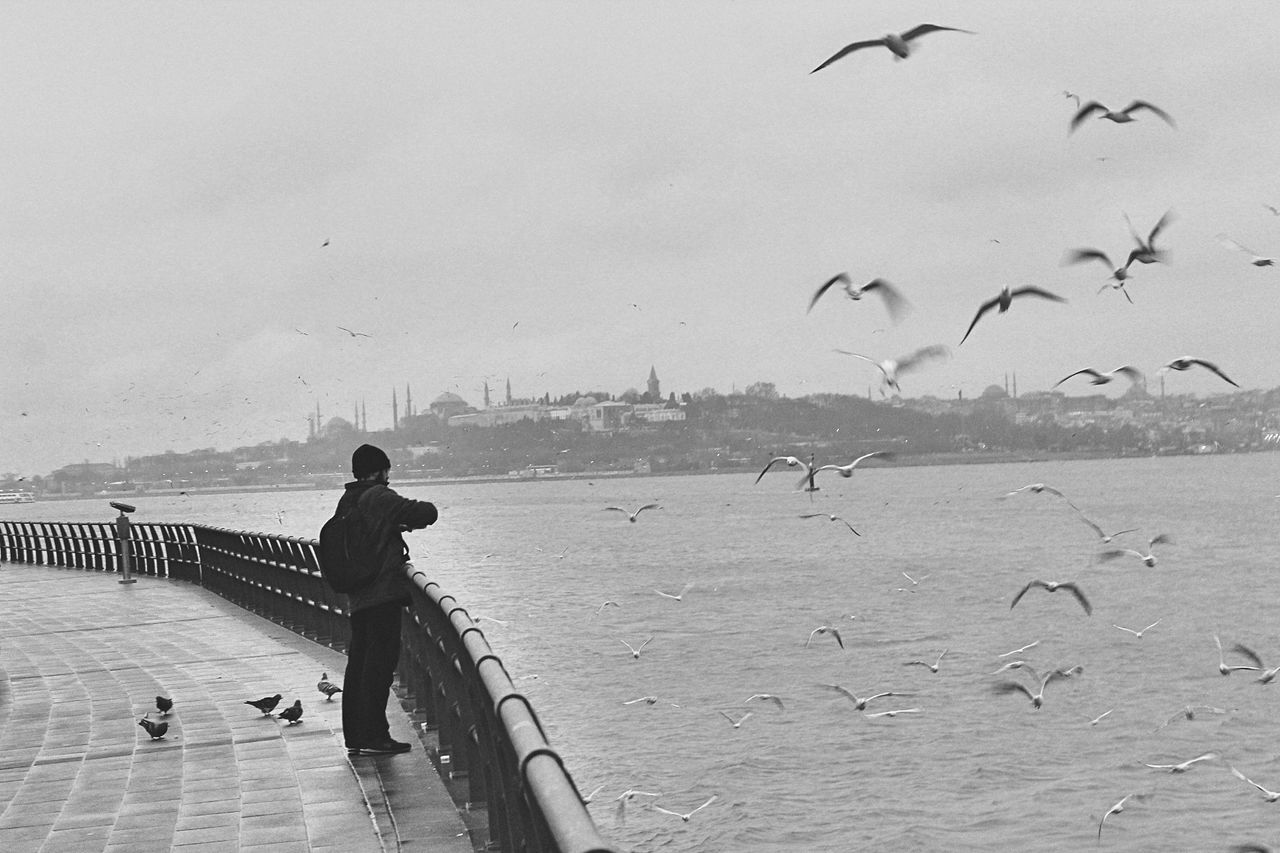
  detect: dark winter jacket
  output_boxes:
[335,480,438,613]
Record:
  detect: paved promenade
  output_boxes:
[0,563,473,853]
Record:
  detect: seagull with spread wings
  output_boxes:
[999,483,1080,511]
[1125,210,1174,264]
[652,795,717,822]
[1144,752,1218,773]
[1070,99,1176,133]
[993,667,1073,709]
[1160,356,1240,388]
[805,625,845,649]
[604,504,661,522]
[1230,766,1280,802]
[959,286,1067,345]
[835,347,949,395]
[619,636,653,659]
[813,450,896,482]
[1011,579,1092,616]
[1098,794,1148,845]
[1052,365,1144,389]
[755,454,820,493]
[1098,533,1172,568]
[1113,620,1161,639]
[1217,234,1276,266]
[808,274,909,321]
[904,648,948,673]
[820,684,914,711]
[1228,643,1280,684]
[1077,514,1139,544]
[810,24,973,73]
[799,513,860,535]
[1215,634,1262,675]
[654,583,694,602]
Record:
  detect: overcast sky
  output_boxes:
[5,2,1280,476]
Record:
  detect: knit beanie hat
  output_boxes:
[352,444,391,478]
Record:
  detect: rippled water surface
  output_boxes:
[12,454,1280,852]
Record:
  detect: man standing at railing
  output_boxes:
[337,443,438,756]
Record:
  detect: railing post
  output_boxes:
[111,501,137,584]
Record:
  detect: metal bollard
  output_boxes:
[111,501,137,584]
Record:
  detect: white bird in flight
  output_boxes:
[1088,709,1114,726]
[652,795,717,822]
[805,626,845,649]
[1229,643,1280,684]
[594,600,619,615]
[999,482,1080,510]
[864,708,922,719]
[1098,794,1146,845]
[808,274,910,322]
[1052,365,1144,389]
[1112,620,1160,639]
[654,583,694,602]
[959,286,1067,345]
[1217,234,1276,267]
[820,684,913,711]
[835,347,950,395]
[1076,515,1138,544]
[1010,579,1092,616]
[1070,99,1176,133]
[746,693,785,711]
[755,454,820,492]
[1215,634,1262,675]
[810,24,974,73]
[1230,766,1280,802]
[993,667,1072,710]
[1063,248,1135,301]
[799,513,860,535]
[998,640,1040,658]
[604,504,661,522]
[1144,752,1218,773]
[813,450,896,481]
[904,648,948,673]
[718,710,753,729]
[1098,533,1172,568]
[1160,356,1240,388]
[619,636,653,659]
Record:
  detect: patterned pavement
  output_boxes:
[0,563,472,853]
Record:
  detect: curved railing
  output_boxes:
[0,518,616,853]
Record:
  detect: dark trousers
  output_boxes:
[343,600,403,747]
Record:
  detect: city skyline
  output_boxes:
[7,4,1280,476]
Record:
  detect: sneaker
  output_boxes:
[352,738,411,755]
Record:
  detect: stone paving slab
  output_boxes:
[0,564,473,853]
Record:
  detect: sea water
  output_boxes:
[10,453,1280,851]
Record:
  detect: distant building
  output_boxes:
[430,392,469,420]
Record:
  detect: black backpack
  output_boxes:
[318,488,386,593]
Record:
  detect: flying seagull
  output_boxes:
[1010,579,1092,616]
[1160,356,1239,387]
[813,450,896,481]
[718,710,753,729]
[337,326,372,338]
[808,274,909,322]
[835,347,949,394]
[1098,533,1172,567]
[652,795,717,822]
[1112,620,1161,639]
[1077,515,1139,544]
[654,583,694,602]
[1125,210,1174,264]
[1230,766,1280,802]
[799,513,860,535]
[959,286,1066,345]
[820,684,914,710]
[1070,99,1176,133]
[998,640,1040,658]
[746,693,786,711]
[805,625,845,649]
[1144,752,1218,773]
[864,708,922,718]
[755,454,820,493]
[993,668,1072,709]
[1215,634,1262,675]
[1217,234,1276,267]
[1052,365,1144,389]
[1098,794,1146,845]
[604,504,662,522]
[1000,483,1081,512]
[904,648,948,673]
[811,24,974,73]
[619,636,654,659]
[1063,248,1135,301]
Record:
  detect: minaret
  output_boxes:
[1004,373,1009,396]
[505,377,512,405]
[393,387,399,430]
[315,401,321,430]
[1013,372,1018,399]
[647,366,660,399]
[406,383,413,418]
[361,400,367,432]
[483,381,490,409]
[354,403,359,429]
[308,413,315,440]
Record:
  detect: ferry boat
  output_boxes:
[0,491,35,504]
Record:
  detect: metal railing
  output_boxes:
[0,518,616,853]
